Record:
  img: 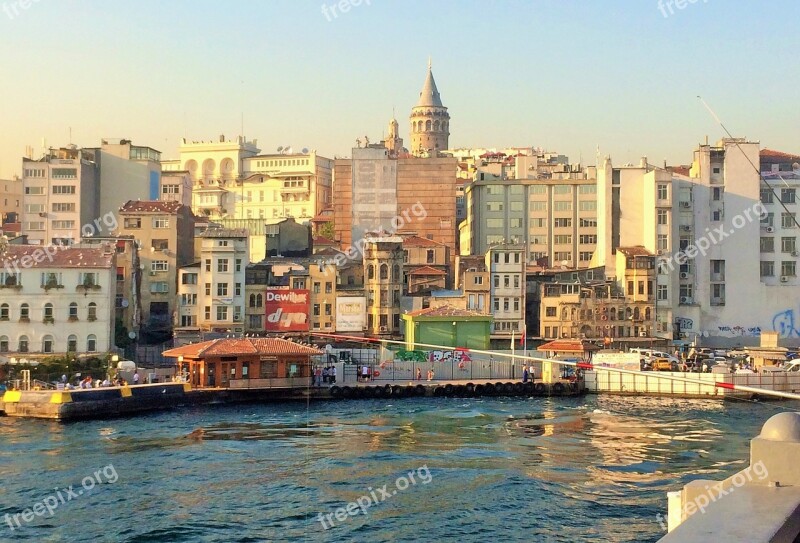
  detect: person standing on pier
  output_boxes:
[416,368,422,380]
[330,366,336,384]
[522,365,529,383]
[133,371,140,385]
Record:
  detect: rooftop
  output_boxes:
[162,338,323,358]
[406,305,489,319]
[409,266,447,276]
[1,245,114,269]
[617,246,653,257]
[414,66,444,108]
[199,228,248,239]
[402,235,446,248]
[119,200,186,214]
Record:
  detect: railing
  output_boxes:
[229,377,312,389]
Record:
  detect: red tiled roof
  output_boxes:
[313,235,336,246]
[402,235,445,248]
[119,200,185,214]
[409,265,447,276]
[406,305,489,318]
[617,246,653,257]
[667,165,690,176]
[162,338,323,358]
[761,149,800,160]
[2,245,114,268]
[1,222,21,233]
[537,340,600,353]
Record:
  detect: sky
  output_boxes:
[0,0,797,178]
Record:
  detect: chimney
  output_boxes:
[219,134,225,143]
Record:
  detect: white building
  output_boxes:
[486,243,526,340]
[21,146,98,246]
[177,227,249,334]
[594,156,676,339]
[0,243,116,356]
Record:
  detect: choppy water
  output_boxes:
[0,395,792,542]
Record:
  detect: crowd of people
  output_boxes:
[312,366,337,387]
[62,371,140,389]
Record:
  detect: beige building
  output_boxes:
[309,258,336,333]
[487,243,526,339]
[363,233,404,336]
[401,234,450,292]
[0,177,22,224]
[117,201,195,338]
[160,170,193,207]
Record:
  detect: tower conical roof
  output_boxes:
[415,66,443,108]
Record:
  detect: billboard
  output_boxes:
[336,296,366,332]
[264,289,310,331]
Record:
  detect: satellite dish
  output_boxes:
[301,147,309,154]
[285,146,292,154]
[121,299,129,308]
[277,146,284,153]
[128,331,137,339]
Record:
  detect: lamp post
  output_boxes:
[110,354,119,382]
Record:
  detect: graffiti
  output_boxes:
[675,317,693,331]
[717,325,762,337]
[395,350,427,362]
[428,350,472,364]
[772,309,800,338]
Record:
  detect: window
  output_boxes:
[579,251,593,261]
[545,307,556,317]
[554,235,572,244]
[657,235,668,251]
[579,234,597,244]
[712,210,723,222]
[380,264,388,280]
[712,187,723,201]
[151,260,169,272]
[152,218,169,229]
[52,220,75,229]
[781,237,796,254]
[760,261,774,277]
[486,202,504,212]
[553,201,572,211]
[579,201,597,211]
[493,298,500,311]
[204,283,211,296]
[710,259,726,281]
[762,212,775,228]
[325,282,333,293]
[25,203,44,213]
[0,304,8,320]
[325,303,332,316]
[579,185,597,194]
[20,303,29,321]
[181,293,197,306]
[313,282,321,294]
[42,335,54,354]
[217,283,229,296]
[638,281,645,295]
[68,302,78,319]
[182,272,198,285]
[627,281,634,296]
[761,237,775,253]
[19,335,29,353]
[67,335,77,352]
[152,239,169,251]
[236,259,242,272]
[217,259,229,272]
[554,218,572,228]
[781,189,796,204]
[513,275,520,288]
[657,184,668,200]
[426,249,435,263]
[87,334,97,353]
[25,186,44,194]
[657,210,668,225]
[123,217,141,229]
[52,202,76,213]
[52,185,76,194]
[41,272,62,287]
[26,221,45,231]
[510,201,523,212]
[530,218,546,228]
[44,303,54,321]
[504,275,510,287]
[657,284,668,301]
[87,303,97,321]
[579,218,597,228]
[204,306,211,320]
[761,189,774,203]
[216,306,229,321]
[0,336,7,353]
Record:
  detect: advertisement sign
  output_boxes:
[336,296,366,332]
[592,352,640,371]
[264,289,309,331]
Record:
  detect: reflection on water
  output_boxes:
[0,396,792,542]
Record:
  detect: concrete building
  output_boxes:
[593,156,676,339]
[363,233,404,336]
[159,170,193,207]
[401,234,450,293]
[0,243,116,355]
[461,177,598,269]
[487,243,526,341]
[0,177,22,224]
[21,146,98,246]
[88,139,162,225]
[672,140,800,347]
[409,62,450,157]
[333,147,457,253]
[117,201,195,338]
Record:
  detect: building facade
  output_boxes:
[487,243,526,340]
[0,177,22,224]
[363,234,404,336]
[0,243,115,356]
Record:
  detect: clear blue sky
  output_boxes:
[0,0,797,177]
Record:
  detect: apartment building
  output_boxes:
[487,243,526,340]
[401,235,450,293]
[0,243,115,356]
[117,201,195,338]
[160,170,193,207]
[0,177,22,223]
[21,146,98,246]
[363,233,404,336]
[460,177,598,269]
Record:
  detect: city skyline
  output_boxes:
[1,0,798,178]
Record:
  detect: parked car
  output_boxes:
[652,358,675,372]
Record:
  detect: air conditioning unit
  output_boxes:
[656,250,664,256]
[679,201,691,208]
[149,271,157,276]
[561,332,569,338]
[792,251,799,257]
[679,272,689,279]
[379,326,388,332]
[781,275,789,283]
[680,225,691,232]
[639,331,647,337]
[680,296,693,304]
[766,226,775,233]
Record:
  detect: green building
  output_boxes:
[402,305,492,351]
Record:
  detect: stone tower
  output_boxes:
[409,60,450,157]
[384,115,403,155]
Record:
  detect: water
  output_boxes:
[0,395,792,543]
